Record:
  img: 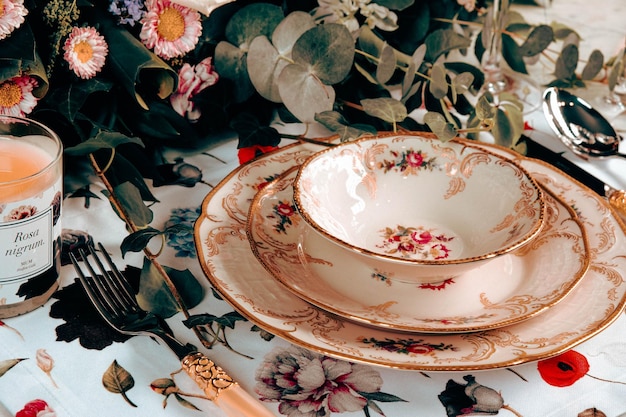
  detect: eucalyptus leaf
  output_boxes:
[224,3,283,47]
[518,25,553,57]
[501,34,527,74]
[247,36,284,102]
[277,64,336,123]
[291,23,355,85]
[581,50,604,81]
[120,227,161,256]
[452,72,474,95]
[429,64,448,100]
[137,258,204,318]
[492,103,523,148]
[109,182,154,228]
[608,59,624,92]
[425,28,471,62]
[376,42,397,85]
[475,95,496,120]
[361,97,407,124]
[402,61,417,98]
[65,131,144,156]
[272,11,316,54]
[315,111,377,141]
[555,43,579,80]
[424,111,457,142]
[214,41,255,102]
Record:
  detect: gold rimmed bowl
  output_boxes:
[292,134,546,284]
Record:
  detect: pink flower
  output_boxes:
[255,345,383,416]
[0,75,38,116]
[405,150,424,167]
[170,57,219,121]
[0,0,28,40]
[412,230,433,244]
[63,26,108,79]
[140,0,202,59]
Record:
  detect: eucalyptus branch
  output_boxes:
[88,153,210,348]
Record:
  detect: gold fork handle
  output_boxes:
[181,352,275,416]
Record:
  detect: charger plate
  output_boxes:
[246,165,589,333]
[194,137,626,371]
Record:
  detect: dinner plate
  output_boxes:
[246,165,589,333]
[194,137,626,371]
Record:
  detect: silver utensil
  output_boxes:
[542,86,626,159]
[70,242,275,417]
[523,135,626,222]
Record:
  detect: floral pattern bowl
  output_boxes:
[292,134,546,283]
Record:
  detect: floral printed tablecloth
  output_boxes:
[2,1,626,414]
[1,117,626,417]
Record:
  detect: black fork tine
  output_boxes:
[94,242,142,313]
[69,249,120,327]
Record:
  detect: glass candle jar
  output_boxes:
[0,116,63,318]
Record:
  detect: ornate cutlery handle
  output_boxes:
[182,352,275,417]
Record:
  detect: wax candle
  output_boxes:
[0,117,63,318]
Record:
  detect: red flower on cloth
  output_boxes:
[537,350,590,387]
[238,145,279,165]
[16,399,56,417]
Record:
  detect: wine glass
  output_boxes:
[603,49,626,110]
[480,0,543,113]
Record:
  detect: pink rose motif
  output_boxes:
[405,150,424,167]
[170,57,219,121]
[412,230,433,244]
[16,399,56,417]
[430,243,451,260]
[4,205,37,222]
[276,203,294,217]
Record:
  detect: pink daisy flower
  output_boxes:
[140,0,202,60]
[0,0,28,40]
[0,75,38,116]
[63,26,109,79]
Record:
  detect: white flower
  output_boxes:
[63,26,109,79]
[313,0,397,33]
[140,0,202,59]
[0,75,38,116]
[0,0,27,40]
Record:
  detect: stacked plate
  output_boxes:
[194,133,626,371]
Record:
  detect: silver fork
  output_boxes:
[70,242,274,417]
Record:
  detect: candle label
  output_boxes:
[0,180,62,297]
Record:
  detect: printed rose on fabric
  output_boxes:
[255,345,405,416]
[537,350,590,387]
[438,375,519,417]
[16,399,56,417]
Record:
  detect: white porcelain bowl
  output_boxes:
[292,134,546,283]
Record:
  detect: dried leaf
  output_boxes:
[102,360,137,407]
[0,358,26,377]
